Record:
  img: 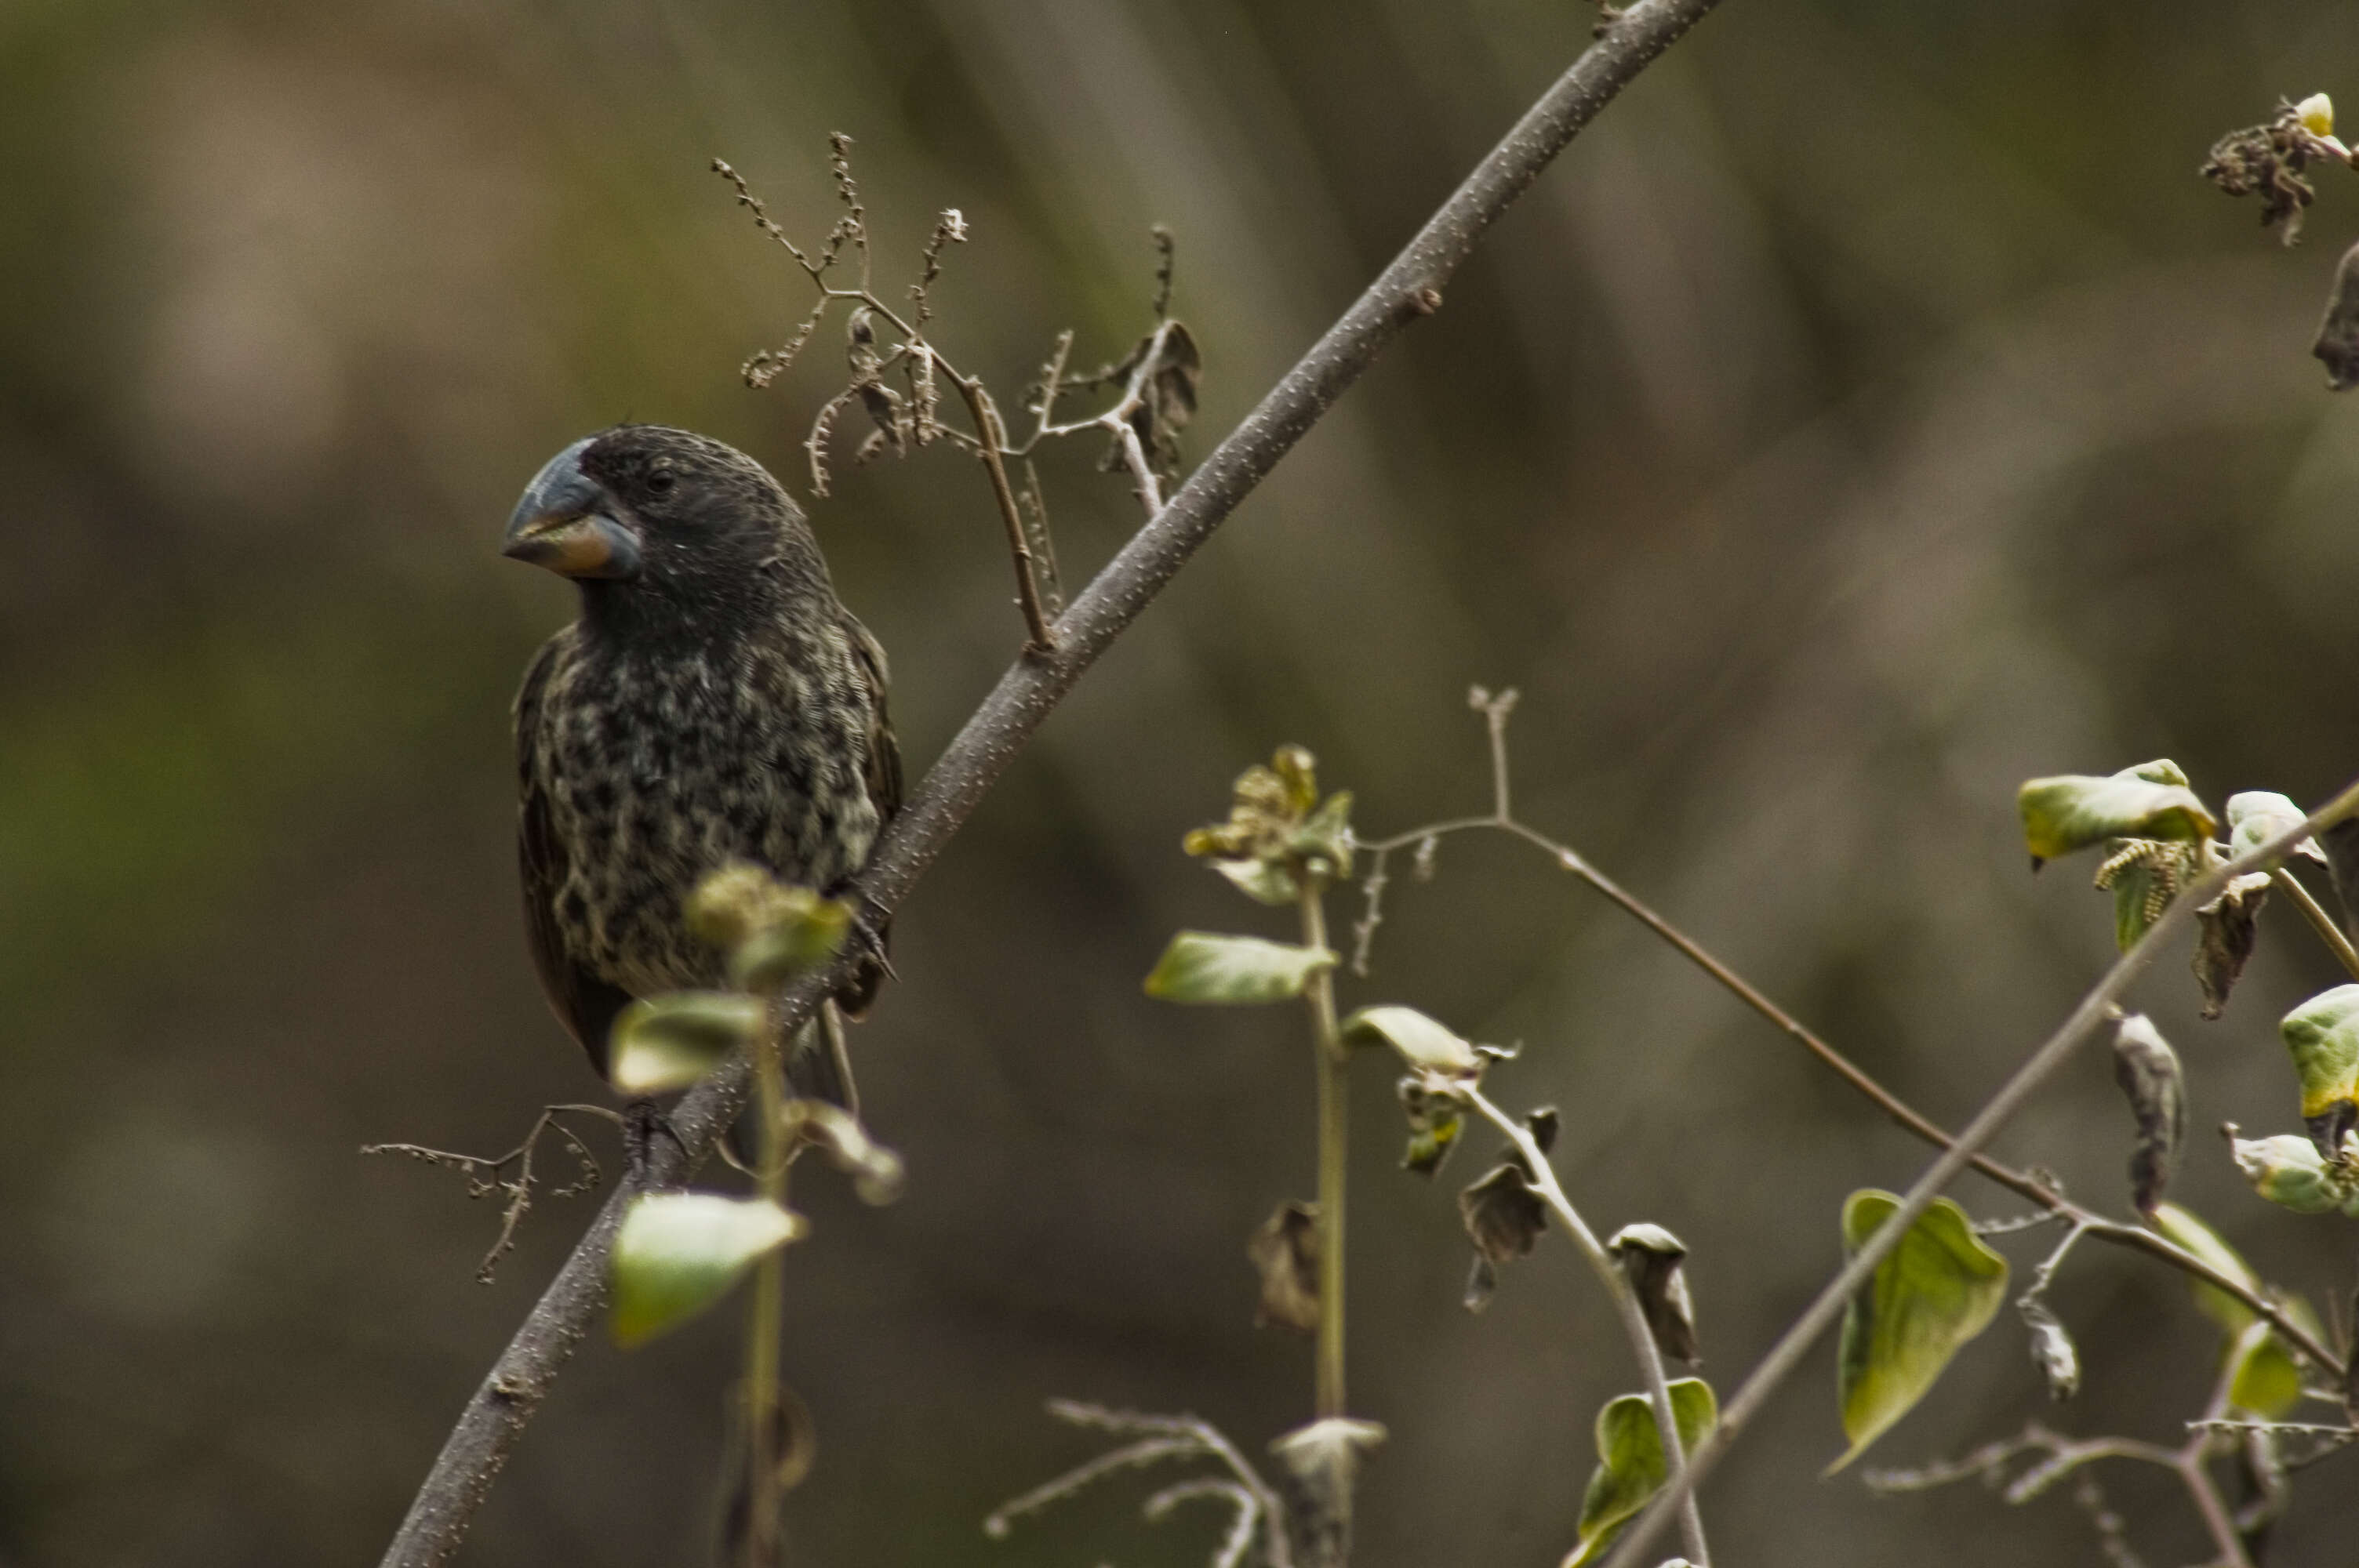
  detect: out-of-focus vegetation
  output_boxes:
[12,2,2359,1563]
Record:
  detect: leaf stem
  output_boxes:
[1299,880,1348,1422]
[2271,866,2359,981]
[1461,1087,1710,1566]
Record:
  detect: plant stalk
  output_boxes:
[1300,880,1348,1421]
[1463,1089,1709,1566]
[742,1013,791,1564]
[2272,866,2359,981]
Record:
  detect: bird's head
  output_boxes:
[503,426,828,636]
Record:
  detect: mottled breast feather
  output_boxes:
[513,601,896,1078]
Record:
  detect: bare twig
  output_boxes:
[1866,1330,2284,1568]
[362,1104,616,1283]
[986,1402,1294,1568]
[380,6,1727,1559]
[1460,1085,1710,1564]
[946,373,1059,652]
[1358,692,2346,1377]
[1597,780,2359,1568]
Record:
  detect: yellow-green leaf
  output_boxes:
[1339,1004,1482,1075]
[2018,765,2215,865]
[1565,1379,1717,1566]
[2149,1202,2318,1417]
[1143,931,1333,1004]
[2230,1132,2347,1214]
[1830,1192,2008,1472]
[2281,985,2359,1154]
[608,992,766,1094]
[610,1193,805,1348]
[1208,855,1301,907]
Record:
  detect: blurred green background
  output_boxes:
[10,1,2359,1563]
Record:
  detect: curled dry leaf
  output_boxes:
[2194,873,2274,1020]
[1246,1201,1321,1334]
[1608,1223,1701,1364]
[2110,1014,2186,1213]
[2202,98,2347,245]
[2019,1299,2081,1402]
[1268,1415,1386,1566]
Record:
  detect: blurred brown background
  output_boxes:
[10,2,2359,1563]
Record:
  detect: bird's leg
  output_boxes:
[850,906,896,982]
[820,999,860,1120]
[620,1097,687,1192]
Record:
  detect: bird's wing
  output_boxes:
[515,629,631,1078]
[845,610,903,832]
[830,608,900,1022]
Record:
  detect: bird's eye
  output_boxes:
[646,469,676,495]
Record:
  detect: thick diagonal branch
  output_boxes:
[379,4,1726,1561]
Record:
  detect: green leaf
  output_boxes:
[685,865,852,990]
[1339,1004,1482,1075]
[2281,985,2359,1155]
[1565,1379,1717,1566]
[2229,1131,2349,1214]
[2093,838,2200,953]
[1143,931,1333,1004]
[728,899,851,992]
[2226,790,2328,866]
[1289,789,1354,878]
[2150,1202,2267,1335]
[2018,764,2215,865]
[610,1192,805,1348]
[1208,855,1301,906]
[2149,1202,2317,1418]
[1395,1074,1464,1178]
[607,992,767,1094]
[1829,1192,2008,1472]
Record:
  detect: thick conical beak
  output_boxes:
[503,438,642,580]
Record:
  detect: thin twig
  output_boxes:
[1462,1086,1711,1566]
[945,372,1058,651]
[362,1104,617,1283]
[986,1402,1296,1568]
[1597,778,2359,1568]
[380,6,1728,1558]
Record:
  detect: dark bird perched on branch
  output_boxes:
[503,425,900,1106]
